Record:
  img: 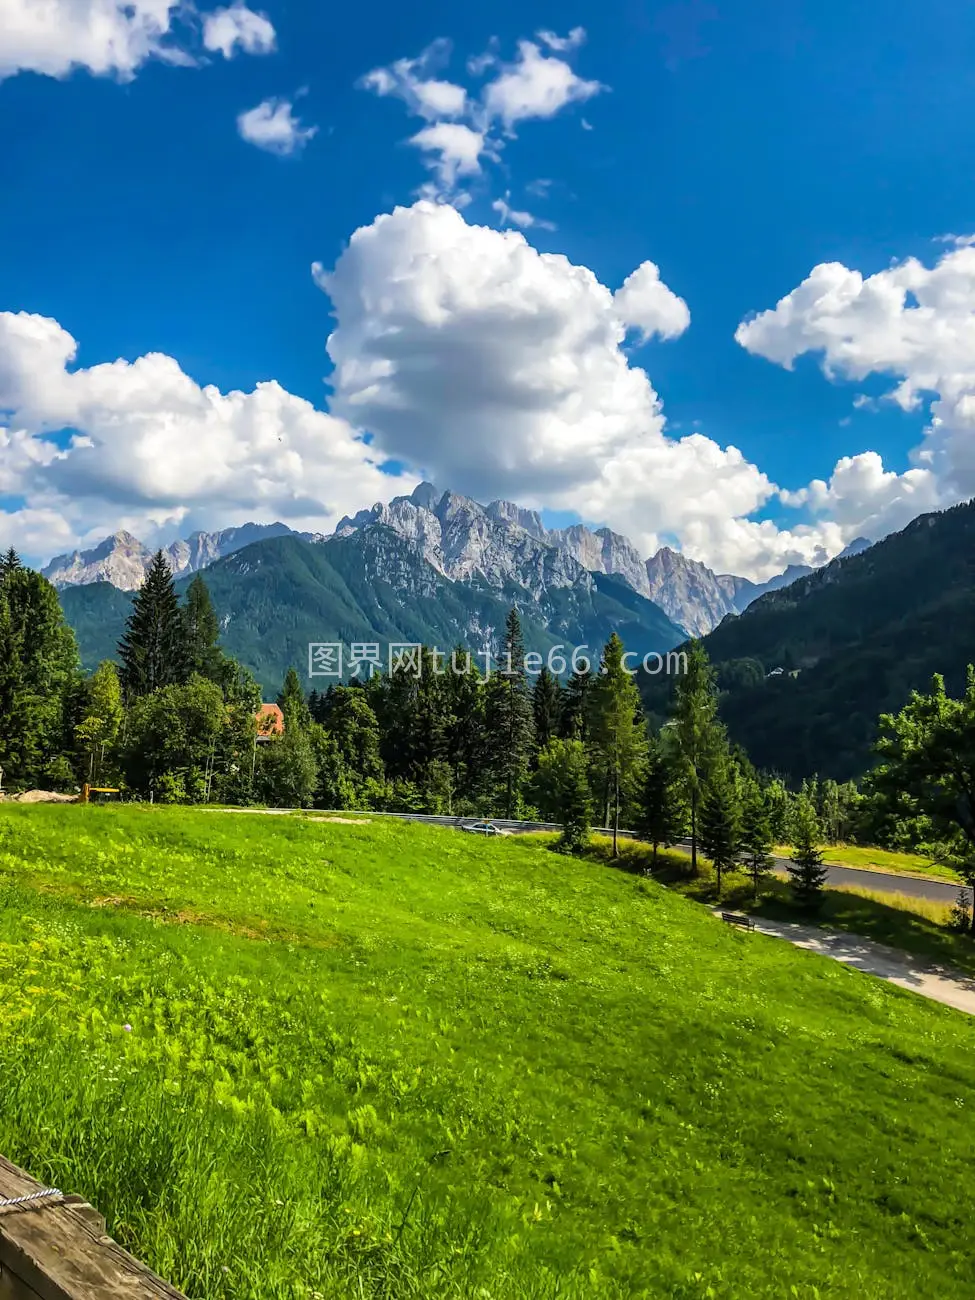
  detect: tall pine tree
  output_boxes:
[560,665,592,741]
[699,760,742,897]
[118,551,188,699]
[484,609,534,818]
[788,797,828,910]
[182,573,222,680]
[739,785,775,899]
[589,632,647,857]
[638,731,686,867]
[532,665,562,751]
[671,641,724,874]
[278,665,311,732]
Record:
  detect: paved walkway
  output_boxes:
[717,912,975,1017]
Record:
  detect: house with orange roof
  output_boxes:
[256,702,284,743]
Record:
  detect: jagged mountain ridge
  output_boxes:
[59,528,687,690]
[43,481,859,637]
[333,483,825,636]
[42,522,308,591]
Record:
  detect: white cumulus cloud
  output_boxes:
[0,0,277,81]
[735,243,975,539]
[0,0,185,81]
[359,40,468,121]
[409,123,485,190]
[360,32,604,202]
[202,3,275,58]
[0,310,416,558]
[482,38,603,130]
[237,98,317,155]
[614,262,691,342]
[311,201,825,579]
[536,27,587,54]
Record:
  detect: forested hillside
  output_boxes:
[640,500,975,779]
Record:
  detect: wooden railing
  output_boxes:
[0,1155,186,1299]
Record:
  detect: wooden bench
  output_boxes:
[720,911,754,930]
[0,1152,186,1298]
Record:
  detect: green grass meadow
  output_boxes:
[1,807,974,1298]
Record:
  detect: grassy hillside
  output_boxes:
[1,808,974,1298]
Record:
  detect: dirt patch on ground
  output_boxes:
[2,790,77,803]
[307,816,371,825]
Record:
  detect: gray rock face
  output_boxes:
[552,524,652,598]
[644,547,746,638]
[43,522,298,590]
[43,530,153,592]
[41,481,825,637]
[336,488,592,599]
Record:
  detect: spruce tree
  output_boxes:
[740,786,775,899]
[589,633,647,857]
[0,594,25,780]
[278,666,311,732]
[182,573,221,679]
[118,551,188,699]
[532,665,561,750]
[788,797,828,909]
[0,548,21,580]
[560,665,592,740]
[443,646,486,809]
[699,760,742,897]
[671,641,724,874]
[638,731,686,868]
[484,609,534,818]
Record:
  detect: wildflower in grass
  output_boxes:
[123,1023,132,1032]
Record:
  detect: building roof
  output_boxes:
[256,702,284,736]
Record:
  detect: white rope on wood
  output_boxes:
[0,1186,62,1209]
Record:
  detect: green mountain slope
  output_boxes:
[3,805,975,1298]
[60,528,685,690]
[641,500,975,780]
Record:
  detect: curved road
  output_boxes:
[670,839,965,905]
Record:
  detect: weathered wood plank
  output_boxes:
[0,1155,187,1300]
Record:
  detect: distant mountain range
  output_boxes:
[45,482,865,642]
[638,501,974,781]
[43,521,313,591]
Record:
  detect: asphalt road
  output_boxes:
[674,838,966,905]
[796,860,965,905]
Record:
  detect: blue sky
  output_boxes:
[1,0,973,577]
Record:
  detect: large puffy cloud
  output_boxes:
[0,311,416,560]
[0,0,275,81]
[0,0,184,80]
[313,201,828,579]
[736,244,975,535]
